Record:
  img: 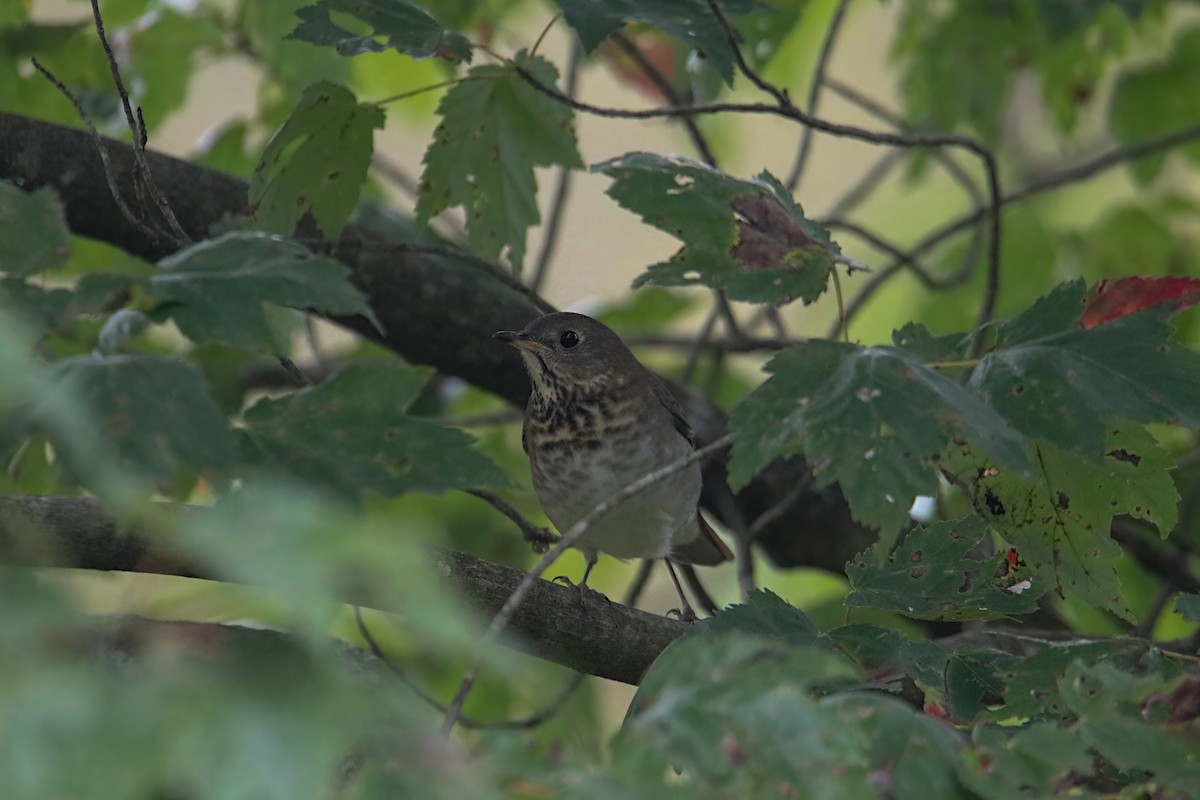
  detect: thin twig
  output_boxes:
[610,32,716,166]
[370,154,421,199]
[507,38,1005,348]
[278,356,312,388]
[629,332,801,352]
[29,57,149,239]
[353,606,586,730]
[746,473,814,542]
[442,409,523,428]
[711,485,754,603]
[824,78,984,207]
[785,0,851,191]
[529,38,581,293]
[440,434,734,736]
[825,150,905,219]
[90,0,189,244]
[467,489,560,553]
[679,306,721,385]
[831,122,1200,337]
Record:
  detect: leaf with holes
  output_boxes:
[241,364,511,501]
[728,340,1032,534]
[846,515,1045,621]
[0,183,70,276]
[943,424,1179,621]
[594,154,837,305]
[249,81,383,239]
[416,52,582,272]
[1082,275,1200,328]
[287,0,471,61]
[146,232,380,350]
[971,280,1200,458]
[552,0,756,84]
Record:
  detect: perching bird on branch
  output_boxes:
[493,312,733,620]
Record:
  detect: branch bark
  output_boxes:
[0,111,875,572]
[0,493,685,685]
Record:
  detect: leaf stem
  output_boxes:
[925,358,982,369]
[371,77,475,107]
[831,266,849,343]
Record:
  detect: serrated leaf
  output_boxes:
[242,363,510,501]
[249,81,384,239]
[416,52,582,271]
[944,424,1179,620]
[695,588,821,642]
[287,0,471,62]
[1080,717,1200,793]
[26,355,236,489]
[1082,275,1200,328]
[891,322,971,362]
[973,280,1200,457]
[728,341,1032,533]
[962,723,1094,799]
[846,515,1045,621]
[553,0,755,84]
[146,232,379,349]
[0,183,70,276]
[594,154,835,306]
[821,694,971,800]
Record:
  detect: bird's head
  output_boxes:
[493,312,641,396]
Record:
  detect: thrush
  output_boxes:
[493,312,733,619]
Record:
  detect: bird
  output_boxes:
[493,311,733,620]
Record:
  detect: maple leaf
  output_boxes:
[1081,275,1200,328]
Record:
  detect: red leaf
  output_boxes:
[1081,276,1200,328]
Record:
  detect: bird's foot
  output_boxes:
[666,605,698,624]
[552,575,611,607]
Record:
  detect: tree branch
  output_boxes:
[0,110,874,574]
[0,493,686,685]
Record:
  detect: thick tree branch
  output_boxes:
[0,111,875,573]
[0,493,686,685]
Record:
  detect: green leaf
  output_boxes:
[820,694,971,800]
[1177,593,1200,622]
[27,355,236,490]
[594,154,835,306]
[694,588,821,642]
[891,322,971,362]
[0,278,72,337]
[1080,717,1200,793]
[728,340,1032,533]
[146,231,380,349]
[241,363,511,500]
[552,0,755,84]
[944,424,1179,620]
[0,183,70,276]
[972,280,1200,457]
[249,81,384,239]
[962,723,1094,799]
[846,515,1045,621]
[416,52,583,271]
[287,0,472,62]
[1109,24,1200,184]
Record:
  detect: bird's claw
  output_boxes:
[552,575,611,606]
[666,606,697,624]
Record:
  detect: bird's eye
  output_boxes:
[559,330,580,349]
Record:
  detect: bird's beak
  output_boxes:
[492,330,550,353]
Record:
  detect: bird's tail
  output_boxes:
[671,514,734,566]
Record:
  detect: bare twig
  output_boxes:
[442,409,523,428]
[747,473,814,542]
[825,150,905,219]
[529,38,581,292]
[680,306,722,385]
[370,154,421,199]
[89,0,189,244]
[832,122,1200,337]
[440,433,734,735]
[468,489,559,553]
[785,0,852,191]
[824,78,984,208]
[29,58,150,239]
[610,32,716,166]
[278,356,312,388]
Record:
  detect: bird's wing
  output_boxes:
[647,372,695,447]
